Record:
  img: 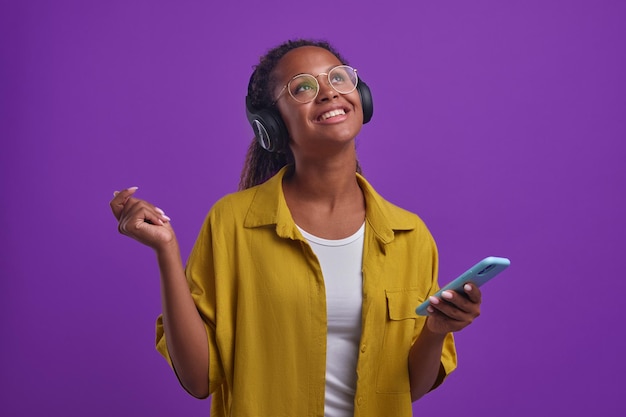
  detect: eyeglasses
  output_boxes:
[274,65,359,104]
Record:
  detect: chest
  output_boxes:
[298,224,365,333]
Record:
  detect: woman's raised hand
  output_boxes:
[110,187,176,251]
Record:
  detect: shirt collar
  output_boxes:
[243,166,416,243]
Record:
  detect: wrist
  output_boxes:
[154,236,180,259]
[423,317,450,340]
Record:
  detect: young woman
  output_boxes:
[110,39,481,417]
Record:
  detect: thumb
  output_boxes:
[109,186,139,220]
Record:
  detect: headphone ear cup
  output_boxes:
[356,79,373,124]
[245,94,289,153]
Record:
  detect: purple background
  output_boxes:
[2,0,625,415]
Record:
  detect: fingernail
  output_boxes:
[464,284,472,292]
[128,186,139,192]
[113,191,120,197]
[429,296,440,305]
[427,306,434,313]
[441,291,453,300]
[155,207,171,222]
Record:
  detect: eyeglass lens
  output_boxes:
[288,66,358,103]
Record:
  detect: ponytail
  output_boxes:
[238,139,294,190]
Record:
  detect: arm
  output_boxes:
[110,188,209,398]
[408,324,447,401]
[156,238,210,398]
[408,284,482,401]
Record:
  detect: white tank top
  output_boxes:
[297,223,365,417]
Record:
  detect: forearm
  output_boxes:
[156,241,210,398]
[408,323,447,402]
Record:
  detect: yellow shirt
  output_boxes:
[156,166,457,417]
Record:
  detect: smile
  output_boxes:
[319,109,346,121]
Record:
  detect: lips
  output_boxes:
[318,108,347,121]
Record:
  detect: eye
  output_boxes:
[330,72,347,85]
[290,77,317,96]
[294,83,315,94]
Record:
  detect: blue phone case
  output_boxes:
[415,256,511,316]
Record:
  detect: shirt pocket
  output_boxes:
[376,289,426,393]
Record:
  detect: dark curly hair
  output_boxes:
[238,39,361,190]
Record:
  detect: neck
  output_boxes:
[284,147,361,204]
[281,146,366,239]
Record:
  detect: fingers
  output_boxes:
[110,187,139,220]
[427,285,482,324]
[154,207,172,222]
[117,198,171,233]
[426,295,467,322]
[463,283,482,304]
[109,186,177,251]
[110,186,172,229]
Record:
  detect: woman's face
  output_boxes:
[271,46,363,158]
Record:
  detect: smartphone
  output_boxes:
[415,256,511,316]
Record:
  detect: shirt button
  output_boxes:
[357,396,363,406]
[361,344,367,353]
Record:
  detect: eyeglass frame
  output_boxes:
[272,65,359,105]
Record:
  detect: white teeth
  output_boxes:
[320,109,346,120]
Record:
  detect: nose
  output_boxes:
[316,74,338,102]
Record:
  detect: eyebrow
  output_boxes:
[287,65,343,80]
